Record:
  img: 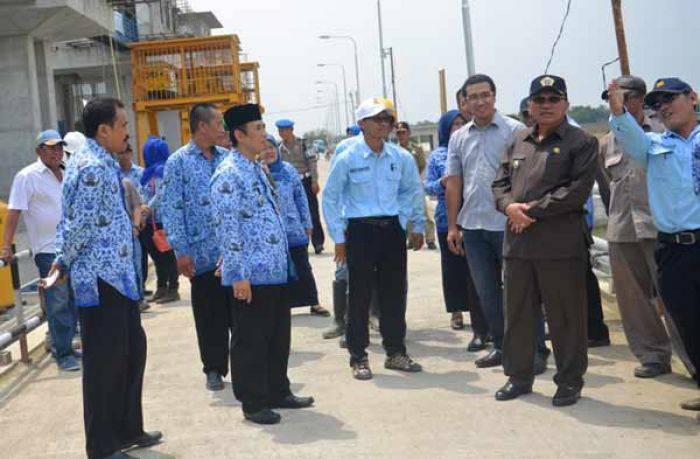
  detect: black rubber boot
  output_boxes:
[322,279,347,339]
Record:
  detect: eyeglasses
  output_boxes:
[368,115,394,125]
[650,91,688,111]
[531,95,566,105]
[465,92,493,102]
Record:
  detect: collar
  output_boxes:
[527,119,569,143]
[467,111,501,132]
[187,141,223,158]
[360,137,388,159]
[662,122,700,142]
[85,138,119,169]
[35,158,50,173]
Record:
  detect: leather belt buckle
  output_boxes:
[675,232,697,245]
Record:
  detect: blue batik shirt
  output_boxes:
[322,138,425,244]
[610,112,700,234]
[55,138,140,307]
[142,176,165,223]
[161,142,229,275]
[424,146,449,233]
[271,162,313,248]
[211,151,290,286]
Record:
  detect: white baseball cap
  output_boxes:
[63,131,86,154]
[355,97,395,122]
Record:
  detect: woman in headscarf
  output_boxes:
[424,110,490,350]
[141,136,180,304]
[261,135,329,316]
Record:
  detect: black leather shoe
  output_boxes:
[206,371,224,391]
[272,394,315,409]
[495,380,532,401]
[120,431,163,450]
[466,334,488,352]
[634,363,671,378]
[680,397,700,411]
[552,385,581,407]
[475,349,502,368]
[244,408,281,425]
[534,349,551,376]
[587,337,611,348]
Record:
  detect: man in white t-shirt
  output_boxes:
[1,130,79,371]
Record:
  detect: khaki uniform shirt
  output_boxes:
[405,141,426,175]
[280,137,318,182]
[492,121,598,259]
[599,115,661,243]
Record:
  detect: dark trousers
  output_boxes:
[503,258,588,389]
[346,217,407,364]
[437,232,488,335]
[302,176,325,250]
[142,222,179,290]
[288,244,320,307]
[656,242,700,388]
[79,280,146,459]
[137,231,149,290]
[586,257,609,341]
[230,284,292,413]
[190,270,233,376]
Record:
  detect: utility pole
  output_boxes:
[439,69,447,114]
[387,47,397,115]
[461,0,476,77]
[377,0,388,98]
[610,0,631,75]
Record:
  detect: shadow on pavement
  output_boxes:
[265,410,357,445]
[291,314,332,330]
[372,369,487,395]
[288,350,324,369]
[522,392,698,435]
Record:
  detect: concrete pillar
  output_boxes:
[0,35,54,200]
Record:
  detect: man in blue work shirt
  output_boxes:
[54,97,161,459]
[161,103,233,392]
[607,77,700,412]
[323,97,425,380]
[212,103,314,425]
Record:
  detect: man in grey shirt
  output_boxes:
[446,74,538,369]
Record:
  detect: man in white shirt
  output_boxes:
[1,130,79,371]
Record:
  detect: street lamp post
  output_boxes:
[316,81,341,136]
[318,63,351,125]
[318,34,361,102]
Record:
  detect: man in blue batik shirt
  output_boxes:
[212,103,314,425]
[607,77,700,412]
[161,103,233,392]
[54,97,161,459]
[323,97,425,381]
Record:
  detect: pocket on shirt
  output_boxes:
[349,168,372,184]
[646,144,675,185]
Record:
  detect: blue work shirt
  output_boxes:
[271,162,313,248]
[161,142,229,274]
[610,112,700,234]
[446,111,524,231]
[322,137,425,244]
[211,151,290,286]
[424,146,449,233]
[55,139,140,307]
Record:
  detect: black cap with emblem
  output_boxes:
[529,75,567,98]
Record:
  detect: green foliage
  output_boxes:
[568,105,610,124]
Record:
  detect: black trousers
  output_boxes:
[230,284,292,413]
[288,244,320,307]
[142,222,179,290]
[79,280,146,459]
[302,176,325,250]
[346,217,407,364]
[503,258,588,389]
[190,270,233,376]
[586,257,609,341]
[137,231,149,290]
[437,232,489,335]
[656,241,700,388]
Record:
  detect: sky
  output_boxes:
[192,0,700,135]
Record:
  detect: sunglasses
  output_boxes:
[531,95,566,105]
[650,91,688,111]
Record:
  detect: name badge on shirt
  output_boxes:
[350,166,370,173]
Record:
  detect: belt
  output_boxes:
[299,172,312,179]
[348,216,399,227]
[658,229,700,245]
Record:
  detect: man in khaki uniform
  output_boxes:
[600,75,693,378]
[492,75,597,407]
[396,121,437,249]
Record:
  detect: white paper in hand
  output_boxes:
[42,269,61,289]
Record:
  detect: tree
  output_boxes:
[568,105,610,124]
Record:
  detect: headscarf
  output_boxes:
[437,110,464,147]
[140,136,170,186]
[265,134,288,182]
